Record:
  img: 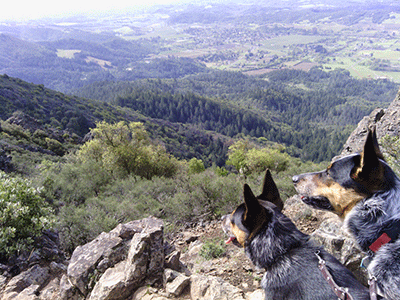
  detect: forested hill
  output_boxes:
[75,68,399,162]
[1,66,399,173]
[0,74,234,172]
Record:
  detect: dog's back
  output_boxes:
[250,205,369,300]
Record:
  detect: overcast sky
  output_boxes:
[0,0,191,21]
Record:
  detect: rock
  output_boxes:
[59,274,82,300]
[132,286,162,300]
[6,111,43,134]
[190,274,245,300]
[14,284,40,300]
[340,87,400,157]
[88,217,164,300]
[1,265,49,300]
[109,222,140,240]
[165,250,181,271]
[182,232,199,244]
[311,218,368,285]
[245,289,265,300]
[164,269,181,283]
[67,232,124,295]
[165,273,189,297]
[0,275,7,291]
[39,277,62,300]
[34,230,63,262]
[49,261,67,274]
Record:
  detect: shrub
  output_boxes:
[78,121,179,180]
[199,240,226,260]
[226,139,290,175]
[57,201,118,253]
[164,170,242,221]
[188,158,205,174]
[0,172,54,258]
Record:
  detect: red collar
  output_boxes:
[369,232,392,252]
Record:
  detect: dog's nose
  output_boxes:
[292,175,300,184]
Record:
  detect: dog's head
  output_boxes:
[221,169,283,247]
[292,127,386,217]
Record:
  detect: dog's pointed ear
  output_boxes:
[370,127,385,161]
[259,169,284,212]
[351,127,384,183]
[243,184,262,216]
[243,184,271,237]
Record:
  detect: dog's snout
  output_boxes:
[292,175,300,184]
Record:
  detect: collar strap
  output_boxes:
[369,232,391,252]
[315,251,354,300]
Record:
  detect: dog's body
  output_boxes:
[222,170,370,300]
[293,128,400,299]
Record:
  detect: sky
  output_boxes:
[0,0,189,21]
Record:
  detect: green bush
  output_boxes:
[164,170,243,221]
[226,139,290,175]
[39,157,113,206]
[188,158,205,174]
[0,172,54,258]
[57,201,118,253]
[200,240,226,260]
[78,121,179,180]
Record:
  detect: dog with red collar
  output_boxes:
[293,128,400,300]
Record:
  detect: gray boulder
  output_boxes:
[190,274,245,300]
[88,217,164,300]
[341,87,400,157]
[1,265,49,300]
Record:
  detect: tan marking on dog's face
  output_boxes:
[295,172,366,217]
[313,182,365,217]
[231,223,247,247]
[293,173,321,196]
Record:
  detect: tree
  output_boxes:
[78,121,179,180]
[188,158,205,174]
[226,139,253,174]
[226,139,290,175]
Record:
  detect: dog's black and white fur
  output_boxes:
[222,170,371,300]
[294,128,400,299]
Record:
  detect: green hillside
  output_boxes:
[0,74,234,173]
[75,68,399,162]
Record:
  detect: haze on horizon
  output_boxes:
[0,0,195,22]
[1,0,386,22]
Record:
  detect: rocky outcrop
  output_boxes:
[0,216,266,300]
[62,216,164,300]
[341,87,400,156]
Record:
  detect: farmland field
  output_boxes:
[111,2,400,82]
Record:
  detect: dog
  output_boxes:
[222,169,371,300]
[293,128,400,299]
